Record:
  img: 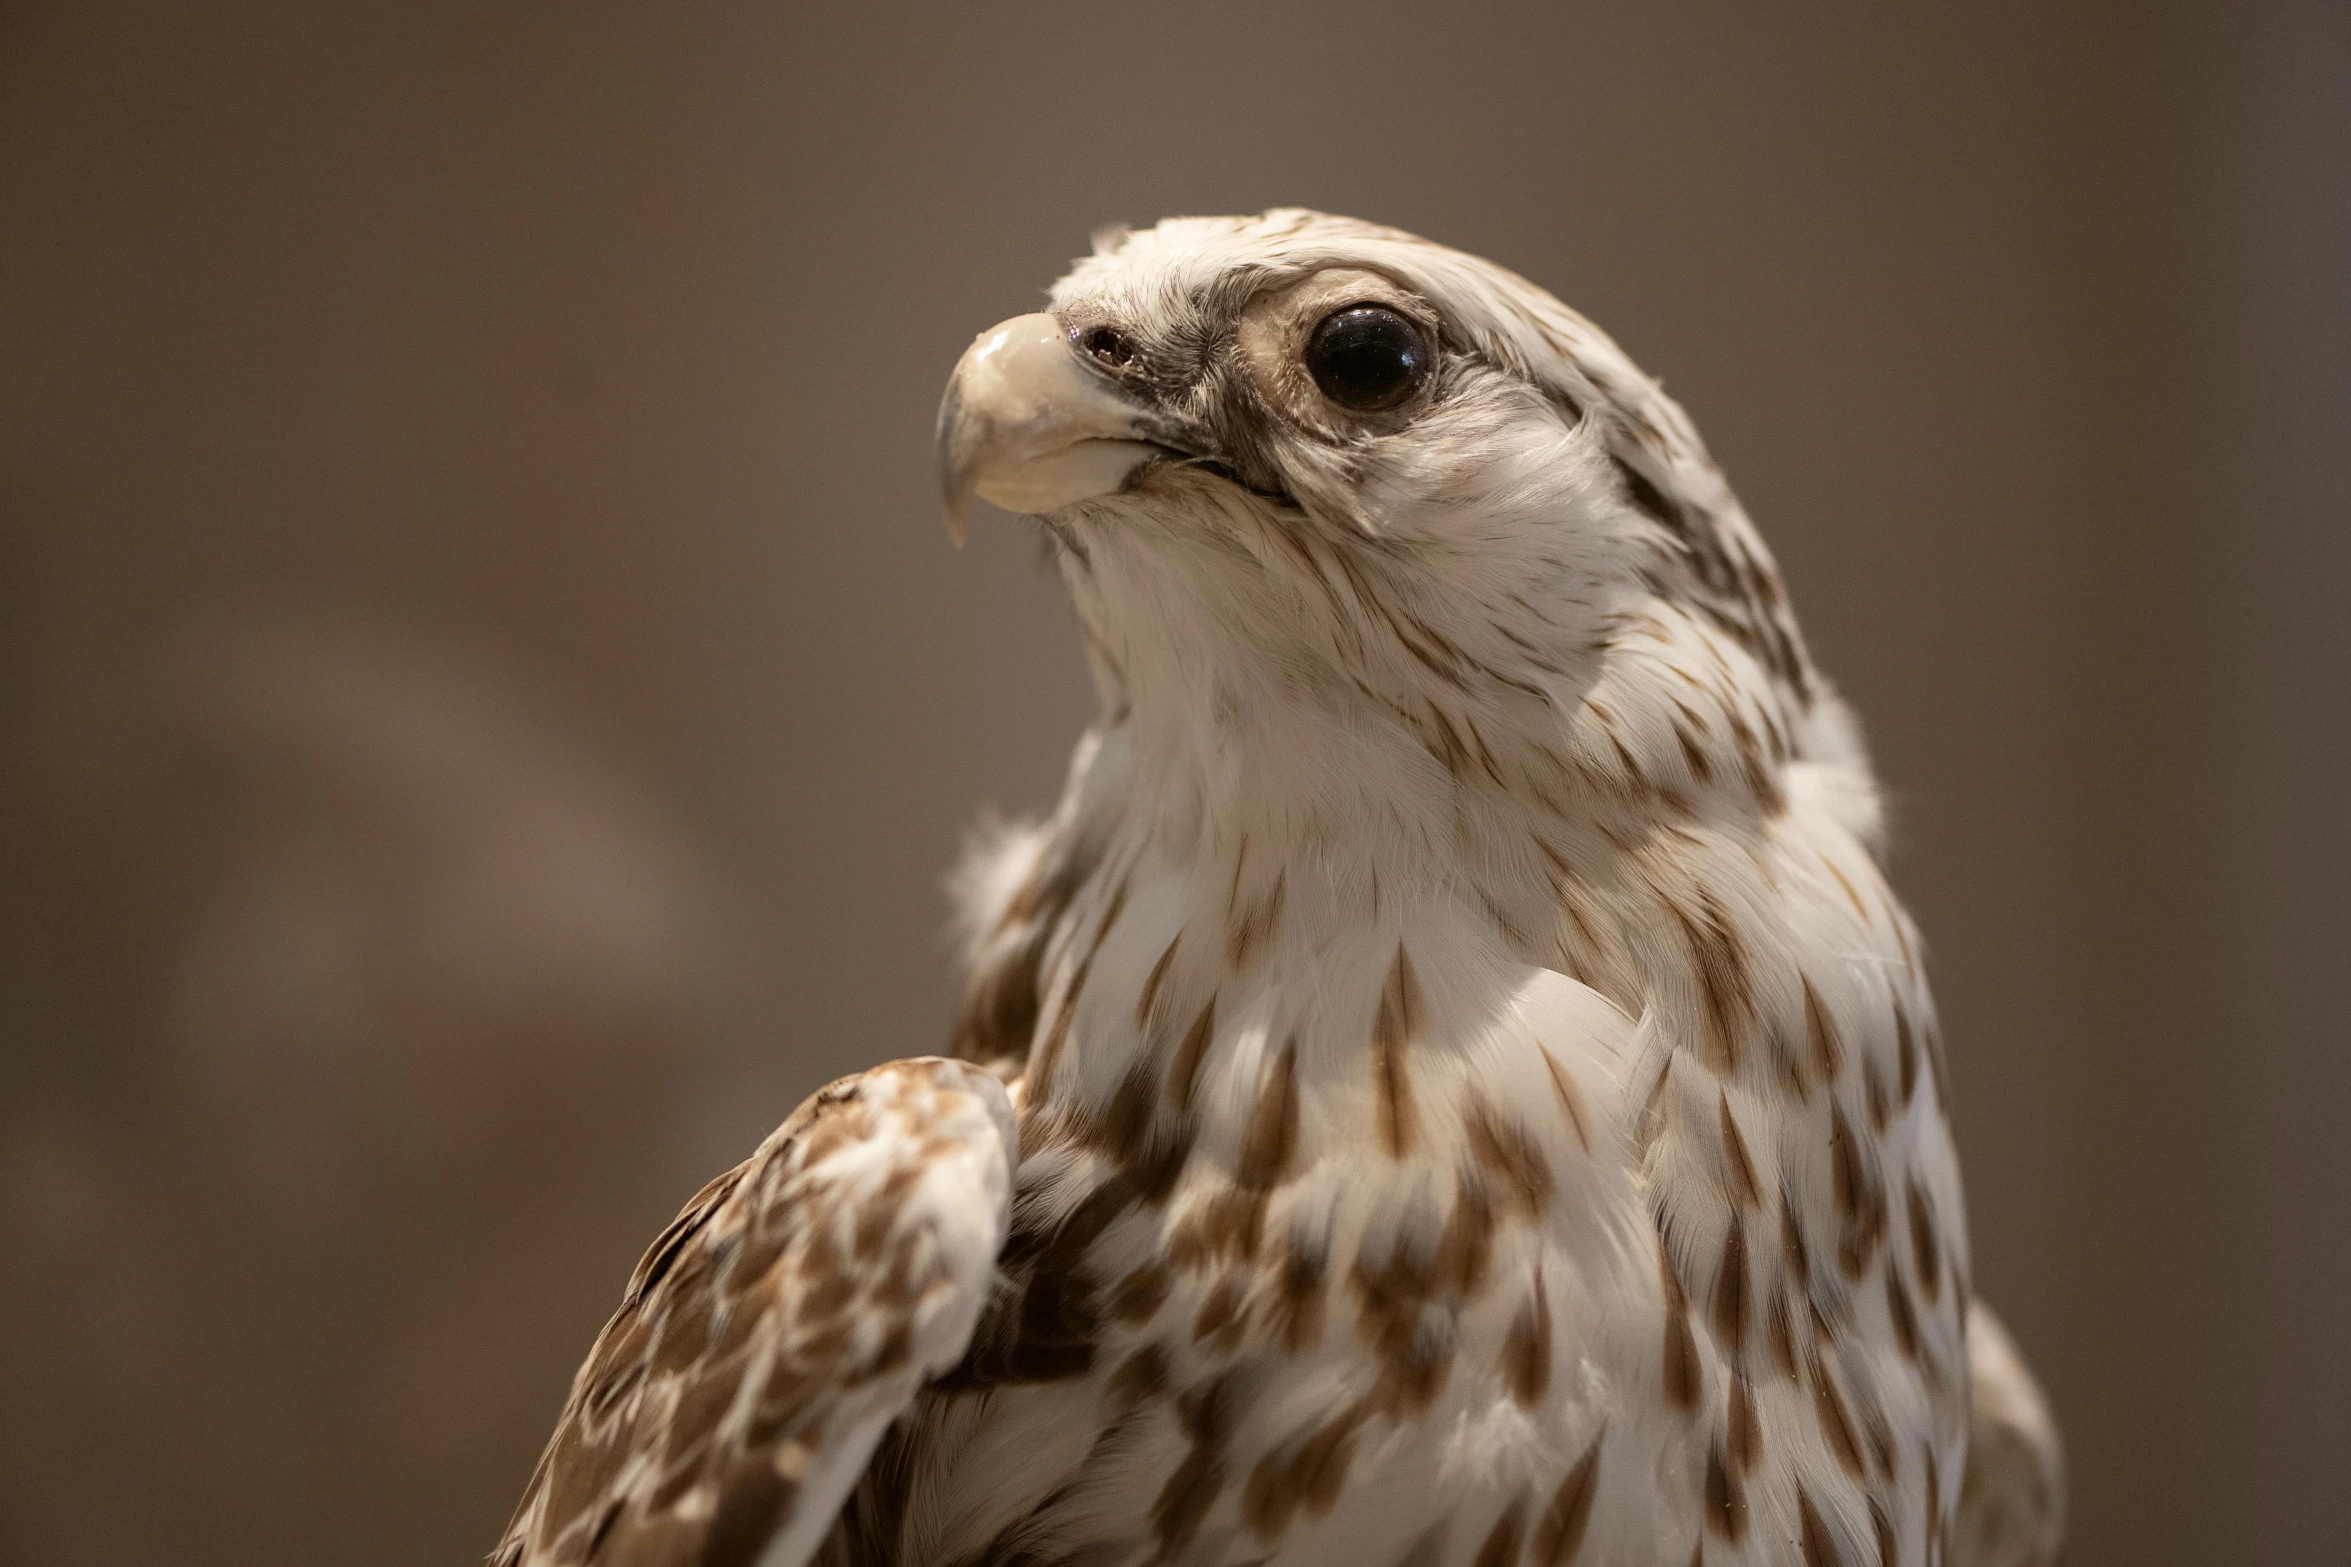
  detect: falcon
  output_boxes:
[492,211,2064,1567]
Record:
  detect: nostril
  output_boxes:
[1078,325,1136,368]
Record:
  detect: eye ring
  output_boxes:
[1304,305,1429,413]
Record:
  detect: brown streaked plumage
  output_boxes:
[490,1059,1012,1567]
[1373,944,1424,1159]
[495,211,2062,1567]
[1238,1041,1301,1190]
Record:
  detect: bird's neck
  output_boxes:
[1035,593,1817,1057]
[1003,508,1826,1133]
[1052,493,1812,906]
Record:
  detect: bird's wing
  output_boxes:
[1950,1300,2067,1567]
[490,1057,1017,1567]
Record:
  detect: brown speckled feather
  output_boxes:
[497,208,2064,1567]
[491,1059,1014,1567]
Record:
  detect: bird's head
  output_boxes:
[938,211,1828,843]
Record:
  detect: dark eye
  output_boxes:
[1304,305,1429,412]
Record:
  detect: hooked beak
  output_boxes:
[935,313,1160,545]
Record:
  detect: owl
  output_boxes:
[494,211,2063,1567]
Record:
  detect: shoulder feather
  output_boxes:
[490,1058,1016,1567]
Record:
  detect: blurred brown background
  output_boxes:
[2,2,2343,1562]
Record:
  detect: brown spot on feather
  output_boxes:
[1136,936,1180,1029]
[1767,1290,1800,1380]
[1026,950,1091,1095]
[1110,1342,1168,1403]
[1768,1018,1813,1103]
[1467,1099,1554,1215]
[1803,977,1842,1083]
[1728,1372,1762,1474]
[1660,1242,1702,1411]
[1097,1061,1158,1169]
[950,917,1048,1070]
[1374,946,1423,1158]
[1152,1375,1237,1554]
[1350,1235,1461,1415]
[1170,997,1217,1112]
[1228,868,1287,970]
[1797,1488,1844,1567]
[1908,1182,1943,1303]
[1192,1278,1248,1350]
[1606,727,1646,789]
[869,1319,913,1375]
[1503,1270,1553,1406]
[1830,1105,1886,1279]
[1674,710,1716,786]
[1718,1092,1761,1207]
[1475,1498,1529,1567]
[1242,1401,1370,1538]
[1704,1442,1748,1542]
[1780,1194,1814,1281]
[1613,453,1686,535]
[1532,1431,1603,1564]
[1673,888,1754,1073]
[1885,1257,1920,1362]
[1824,1108,1861,1231]
[1808,1346,1867,1480]
[1863,1398,1897,1481]
[1711,1222,1749,1361]
[1266,1237,1327,1353]
[1727,709,1784,809]
[1434,1180,1498,1295]
[1110,1262,1171,1325]
[1237,1042,1300,1191]
[1168,1187,1266,1270]
[1896,1006,1920,1106]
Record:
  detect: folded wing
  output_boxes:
[491,1057,1017,1567]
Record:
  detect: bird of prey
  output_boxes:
[492,211,2064,1567]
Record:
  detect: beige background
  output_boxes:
[2,2,2343,1562]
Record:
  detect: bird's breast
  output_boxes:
[856,938,1678,1565]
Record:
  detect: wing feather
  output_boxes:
[1950,1300,2066,1567]
[491,1058,1017,1567]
